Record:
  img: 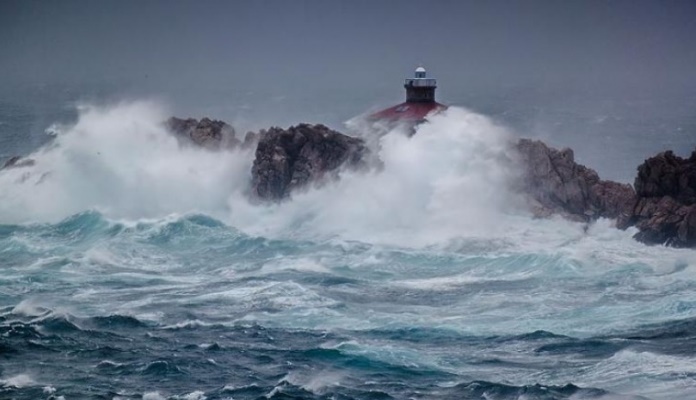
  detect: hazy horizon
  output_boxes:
[3,1,695,97]
[1,0,696,180]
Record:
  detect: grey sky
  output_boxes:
[2,0,695,91]
[1,1,695,147]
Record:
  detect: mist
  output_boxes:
[0,100,525,248]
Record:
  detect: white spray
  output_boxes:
[228,107,526,246]
[0,100,628,249]
[0,101,253,223]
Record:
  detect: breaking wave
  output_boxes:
[0,101,253,224]
[1,101,529,246]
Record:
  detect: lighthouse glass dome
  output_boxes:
[405,66,436,88]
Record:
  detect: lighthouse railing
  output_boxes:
[405,78,437,87]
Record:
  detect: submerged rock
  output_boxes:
[251,124,368,200]
[166,117,240,149]
[2,156,35,170]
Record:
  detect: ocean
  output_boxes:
[1,90,696,400]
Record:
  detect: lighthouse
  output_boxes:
[370,66,447,124]
[406,66,436,102]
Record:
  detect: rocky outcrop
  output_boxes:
[514,139,696,247]
[163,117,370,201]
[634,150,696,203]
[163,114,695,248]
[630,151,696,247]
[251,124,368,200]
[514,139,636,225]
[166,117,240,149]
[589,180,637,228]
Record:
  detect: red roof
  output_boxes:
[370,101,447,122]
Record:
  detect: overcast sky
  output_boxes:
[1,0,695,126]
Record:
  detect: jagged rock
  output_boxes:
[630,151,696,247]
[514,140,696,247]
[162,113,695,247]
[2,156,35,170]
[166,117,240,149]
[514,139,597,220]
[632,197,695,247]
[514,139,636,223]
[589,180,637,228]
[634,150,696,204]
[251,124,368,200]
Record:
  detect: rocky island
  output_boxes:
[2,114,694,248]
[165,115,696,248]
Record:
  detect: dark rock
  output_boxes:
[515,140,696,247]
[514,139,636,223]
[2,156,35,170]
[632,197,695,247]
[251,124,368,200]
[634,150,696,204]
[630,150,696,247]
[166,117,240,149]
[589,180,637,228]
[163,114,696,248]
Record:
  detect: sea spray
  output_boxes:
[0,100,691,259]
[0,101,253,223]
[1,102,524,246]
[228,107,527,246]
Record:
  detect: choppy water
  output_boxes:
[1,101,696,399]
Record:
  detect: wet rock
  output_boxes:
[163,114,695,247]
[166,117,240,149]
[631,150,696,247]
[251,124,368,200]
[634,150,696,204]
[589,180,637,228]
[2,156,35,170]
[515,140,696,247]
[514,139,636,223]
